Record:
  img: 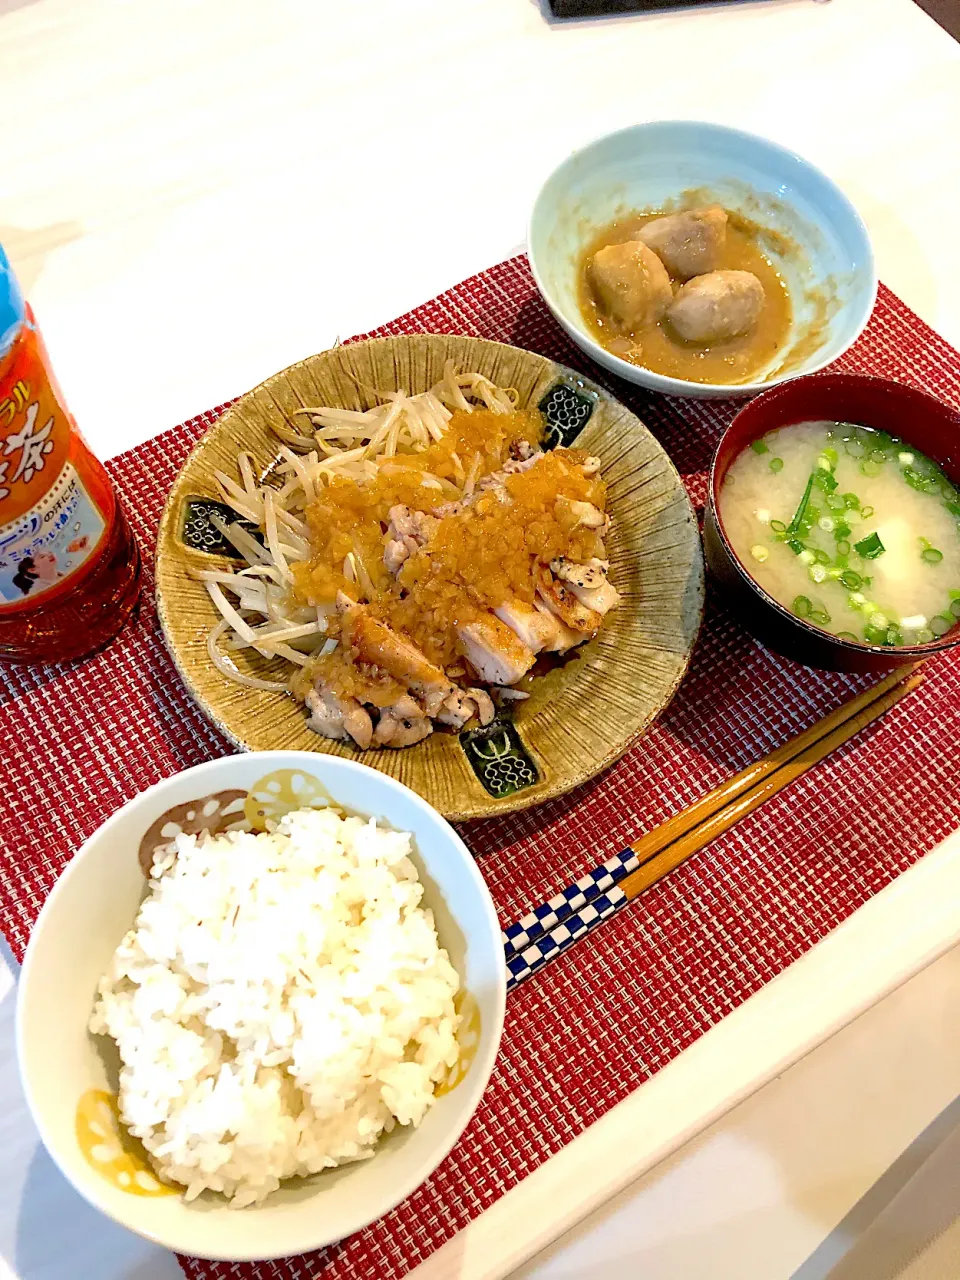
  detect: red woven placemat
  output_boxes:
[2,256,959,1279]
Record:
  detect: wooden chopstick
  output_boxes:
[625,663,921,875]
[619,668,924,902]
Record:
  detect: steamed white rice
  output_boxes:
[89,806,461,1207]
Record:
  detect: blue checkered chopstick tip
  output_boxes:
[502,847,639,992]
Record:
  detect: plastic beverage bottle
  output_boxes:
[0,246,142,663]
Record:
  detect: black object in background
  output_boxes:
[549,0,765,15]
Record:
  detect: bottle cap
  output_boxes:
[0,244,26,362]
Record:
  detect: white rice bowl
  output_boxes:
[90,808,462,1208]
[17,752,505,1261]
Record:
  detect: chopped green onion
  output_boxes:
[809,564,827,584]
[844,439,866,458]
[855,532,885,559]
[917,628,935,643]
[861,459,883,477]
[842,493,860,510]
[946,499,960,517]
[810,609,831,625]
[815,470,839,492]
[864,624,887,645]
[840,570,862,589]
[751,439,770,454]
[834,521,852,540]
[951,598,960,618]
[818,516,835,533]
[822,446,839,465]
[769,519,787,533]
[870,612,889,631]
[869,448,888,463]
[792,595,813,618]
[750,544,769,563]
[921,547,943,564]
[799,549,816,565]
[848,592,868,610]
[786,538,805,555]
[931,615,953,637]
[836,631,859,642]
[769,457,784,473]
[886,627,902,646]
[787,475,815,536]
[898,451,915,466]
[826,494,846,511]
[836,539,851,556]
[860,505,875,518]
[814,548,832,564]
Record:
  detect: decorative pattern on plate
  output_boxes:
[460,717,539,798]
[244,769,337,830]
[137,789,248,875]
[75,1089,175,1196]
[538,379,599,449]
[180,497,263,557]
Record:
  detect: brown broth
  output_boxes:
[577,210,793,386]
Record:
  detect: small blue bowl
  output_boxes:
[528,121,877,401]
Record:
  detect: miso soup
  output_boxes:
[718,421,960,646]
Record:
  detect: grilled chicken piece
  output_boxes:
[383,539,412,576]
[536,567,603,633]
[550,557,621,616]
[384,505,438,575]
[435,451,545,518]
[434,687,496,729]
[494,599,562,653]
[477,451,542,491]
[458,614,536,686]
[468,687,496,725]
[550,557,609,589]
[533,601,584,653]
[373,696,434,748]
[435,689,478,729]
[554,495,609,535]
[337,594,455,716]
[510,439,538,461]
[569,577,620,615]
[305,687,374,749]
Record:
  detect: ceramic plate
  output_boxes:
[155,334,704,819]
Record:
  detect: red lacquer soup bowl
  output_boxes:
[704,373,960,673]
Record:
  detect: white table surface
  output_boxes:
[2,0,960,1277]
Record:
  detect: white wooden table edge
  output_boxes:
[411,827,960,1280]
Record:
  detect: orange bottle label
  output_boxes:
[0,321,106,607]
